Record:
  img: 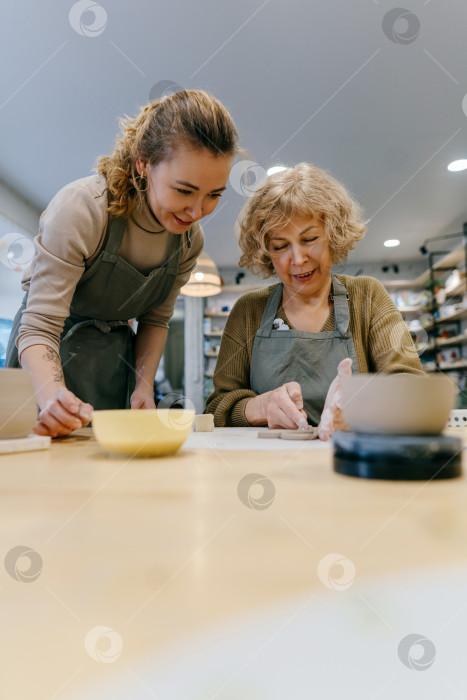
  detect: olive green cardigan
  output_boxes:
[205,275,423,426]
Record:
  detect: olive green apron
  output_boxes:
[6,216,182,409]
[250,274,359,426]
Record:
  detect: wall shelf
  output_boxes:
[425,333,467,351]
[398,304,428,315]
[445,280,466,298]
[416,244,465,286]
[425,360,467,373]
[383,280,424,290]
[374,246,466,291]
[423,308,467,331]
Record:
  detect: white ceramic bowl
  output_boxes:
[91,409,195,457]
[340,373,456,435]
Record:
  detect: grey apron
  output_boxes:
[6,216,182,410]
[250,274,359,426]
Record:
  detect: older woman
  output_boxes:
[205,163,423,439]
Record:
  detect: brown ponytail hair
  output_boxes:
[96,90,240,218]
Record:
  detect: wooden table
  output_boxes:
[1,428,466,698]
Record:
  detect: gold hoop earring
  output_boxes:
[134,173,149,193]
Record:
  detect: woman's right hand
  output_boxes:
[34,386,93,438]
[245,382,309,430]
[317,358,352,441]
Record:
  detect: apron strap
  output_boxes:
[105,216,127,256]
[105,215,181,277]
[257,284,284,337]
[330,274,351,336]
[257,276,351,337]
[61,317,133,342]
[163,232,183,276]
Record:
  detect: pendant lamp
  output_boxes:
[180,254,222,297]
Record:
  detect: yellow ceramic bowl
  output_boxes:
[340,373,455,435]
[91,409,195,457]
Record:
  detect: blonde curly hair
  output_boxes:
[238,163,367,278]
[96,90,240,218]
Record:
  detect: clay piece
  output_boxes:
[193,414,215,432]
[0,435,51,454]
[280,428,319,440]
[257,429,284,439]
[257,428,319,440]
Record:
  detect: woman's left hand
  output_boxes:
[130,387,156,409]
[317,358,353,441]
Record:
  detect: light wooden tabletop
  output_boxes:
[0,427,466,698]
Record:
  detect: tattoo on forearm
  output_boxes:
[43,348,64,382]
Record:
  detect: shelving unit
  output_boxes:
[203,311,225,398]
[379,235,467,390]
[202,284,268,399]
[405,233,467,403]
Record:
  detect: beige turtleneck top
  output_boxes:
[16,174,203,359]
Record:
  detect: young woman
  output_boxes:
[205,163,423,439]
[7,90,239,437]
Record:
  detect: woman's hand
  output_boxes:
[317,358,353,441]
[130,388,156,410]
[133,323,166,410]
[34,386,93,438]
[245,381,310,430]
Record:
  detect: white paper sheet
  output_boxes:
[182,427,331,451]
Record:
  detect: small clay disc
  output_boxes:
[258,429,284,439]
[280,428,318,440]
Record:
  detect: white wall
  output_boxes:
[0,267,26,320]
[0,180,40,236]
[0,179,41,320]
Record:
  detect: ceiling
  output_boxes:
[1,0,467,269]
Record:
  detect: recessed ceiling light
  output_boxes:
[384,239,400,248]
[447,159,467,172]
[267,165,287,176]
